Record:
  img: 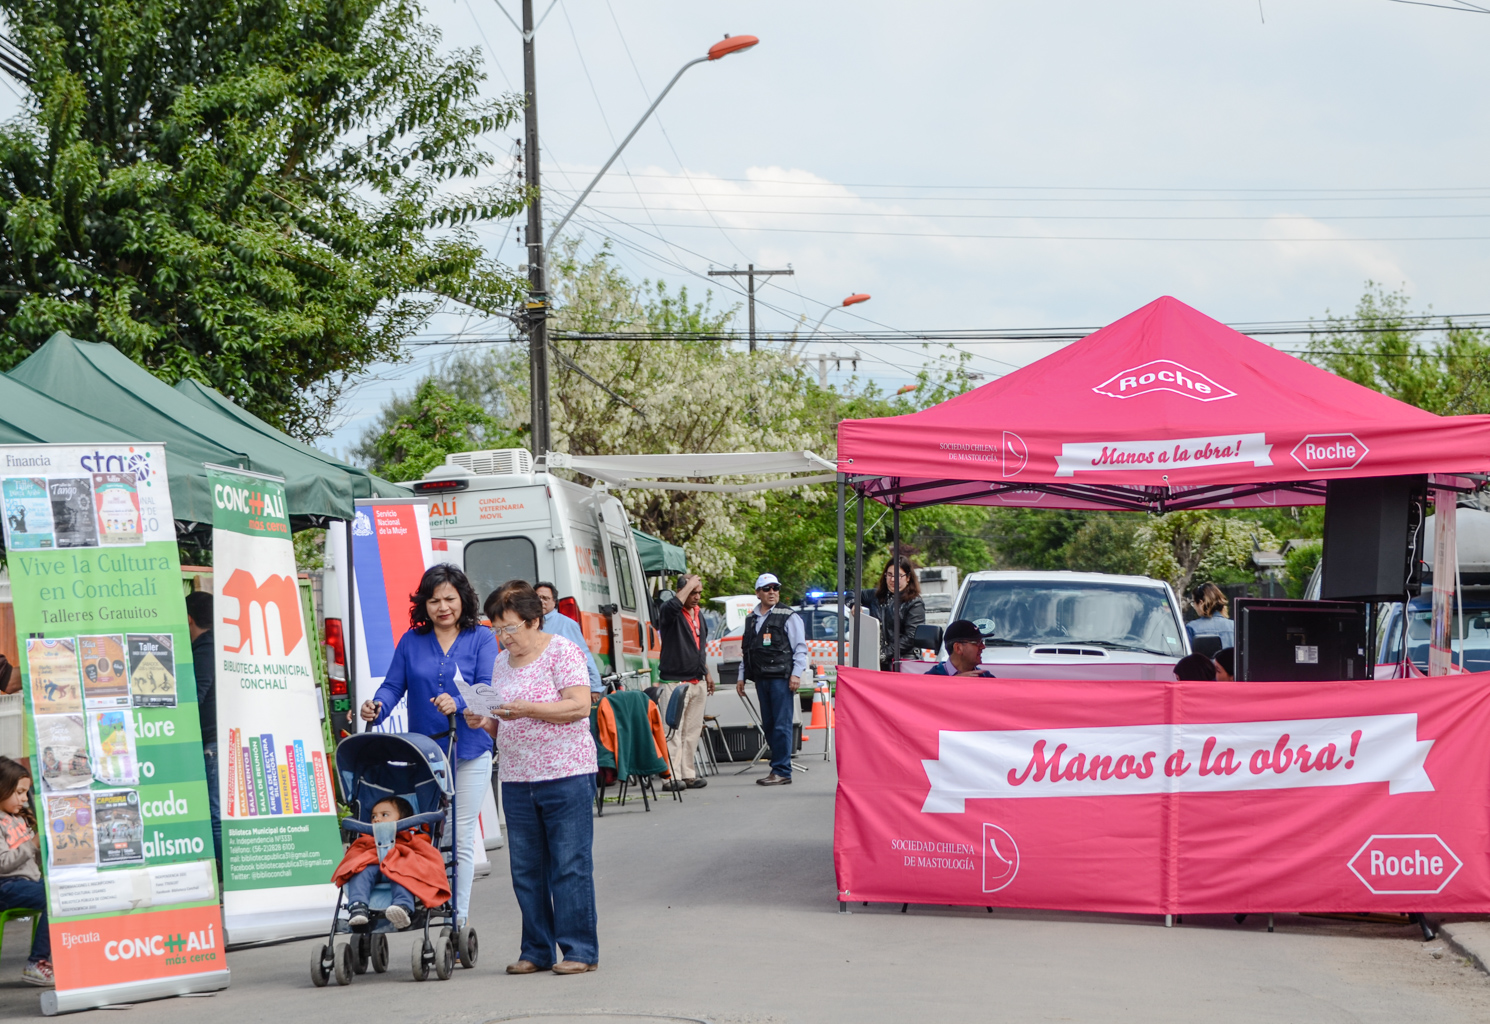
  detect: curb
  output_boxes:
[1439,921,1490,974]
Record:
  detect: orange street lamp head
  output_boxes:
[708,34,759,60]
[842,293,871,307]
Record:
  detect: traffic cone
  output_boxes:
[805,685,830,731]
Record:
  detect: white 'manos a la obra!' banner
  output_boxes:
[1055,433,1273,477]
[921,714,1434,813]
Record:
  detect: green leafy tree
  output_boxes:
[1138,510,1277,596]
[0,0,527,437]
[1306,282,1490,416]
[363,378,522,482]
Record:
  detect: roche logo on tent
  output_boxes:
[1348,834,1461,895]
[1291,433,1368,473]
[1092,360,1236,403]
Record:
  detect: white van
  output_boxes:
[412,449,658,689]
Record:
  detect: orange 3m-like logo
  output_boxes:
[220,570,303,656]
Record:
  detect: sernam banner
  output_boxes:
[834,669,1490,915]
[0,443,227,1015]
[208,467,341,944]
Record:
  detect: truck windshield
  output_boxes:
[1380,606,1490,673]
[957,579,1183,656]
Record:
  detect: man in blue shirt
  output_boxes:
[736,573,809,786]
[925,619,995,678]
[535,582,604,701]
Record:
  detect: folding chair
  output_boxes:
[732,686,809,776]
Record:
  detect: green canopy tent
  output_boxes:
[0,366,248,524]
[631,528,688,576]
[10,333,377,524]
[173,379,409,502]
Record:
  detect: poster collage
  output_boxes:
[28,634,177,870]
[1,472,144,549]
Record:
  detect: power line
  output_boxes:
[581,206,1490,223]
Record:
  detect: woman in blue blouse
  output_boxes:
[360,565,496,925]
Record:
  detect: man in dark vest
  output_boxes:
[735,573,808,786]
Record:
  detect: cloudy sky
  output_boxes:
[83,1,1490,454]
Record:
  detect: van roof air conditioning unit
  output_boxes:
[445,448,534,476]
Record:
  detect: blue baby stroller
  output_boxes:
[310,725,479,986]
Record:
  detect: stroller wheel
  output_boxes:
[334,941,355,986]
[310,942,333,988]
[351,933,370,975]
[411,937,432,982]
[434,932,456,981]
[371,932,390,974]
[456,925,478,969]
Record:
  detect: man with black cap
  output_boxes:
[735,573,808,786]
[925,619,995,678]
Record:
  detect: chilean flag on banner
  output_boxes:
[350,498,434,733]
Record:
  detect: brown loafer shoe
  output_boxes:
[552,960,598,975]
[506,960,545,974]
[756,774,792,786]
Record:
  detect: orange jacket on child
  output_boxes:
[332,830,451,908]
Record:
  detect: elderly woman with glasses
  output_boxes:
[464,580,599,976]
[360,564,497,928]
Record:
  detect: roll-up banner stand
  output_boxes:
[349,498,433,733]
[0,443,228,1015]
[346,498,494,869]
[208,467,342,944]
[1429,484,1458,676]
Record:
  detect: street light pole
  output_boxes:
[522,0,551,457]
[525,32,758,455]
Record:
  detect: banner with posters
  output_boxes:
[208,467,341,944]
[834,668,1490,914]
[349,497,432,734]
[0,444,226,1015]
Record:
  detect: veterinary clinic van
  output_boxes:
[412,449,658,689]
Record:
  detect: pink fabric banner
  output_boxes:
[833,669,1490,914]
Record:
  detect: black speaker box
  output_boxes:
[1320,475,1426,601]
[1234,599,1370,682]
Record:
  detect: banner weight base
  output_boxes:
[41,968,230,1016]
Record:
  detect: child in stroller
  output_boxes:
[332,796,448,932]
[311,729,479,986]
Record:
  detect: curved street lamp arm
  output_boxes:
[546,55,710,249]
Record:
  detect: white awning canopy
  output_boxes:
[544,450,836,493]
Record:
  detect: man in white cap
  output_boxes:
[735,573,808,786]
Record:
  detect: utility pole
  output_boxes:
[708,264,793,352]
[522,0,551,457]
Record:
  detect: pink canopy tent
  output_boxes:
[836,295,1490,512]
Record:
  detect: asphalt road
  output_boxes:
[0,755,1486,1023]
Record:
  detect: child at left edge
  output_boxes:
[332,797,450,931]
[0,757,53,987]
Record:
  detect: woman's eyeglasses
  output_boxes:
[492,623,524,641]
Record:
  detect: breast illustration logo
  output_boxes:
[982,822,1020,893]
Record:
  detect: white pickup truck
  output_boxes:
[908,570,1190,680]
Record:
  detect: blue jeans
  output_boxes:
[448,751,492,923]
[342,866,414,912]
[203,742,222,876]
[754,677,794,777]
[0,879,48,962]
[502,773,598,966]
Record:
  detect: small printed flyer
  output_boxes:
[91,472,143,546]
[27,638,83,715]
[77,634,132,709]
[92,790,145,867]
[1,476,55,549]
[36,715,91,793]
[48,477,99,548]
[46,794,97,869]
[127,634,177,708]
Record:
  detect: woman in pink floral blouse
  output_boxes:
[465,581,599,976]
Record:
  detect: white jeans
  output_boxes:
[451,751,493,923]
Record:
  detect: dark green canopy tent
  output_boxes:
[10,333,391,522]
[173,379,409,502]
[631,528,688,576]
[0,364,248,524]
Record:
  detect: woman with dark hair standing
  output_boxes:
[360,564,496,927]
[858,555,926,670]
[465,581,598,975]
[1186,582,1235,651]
